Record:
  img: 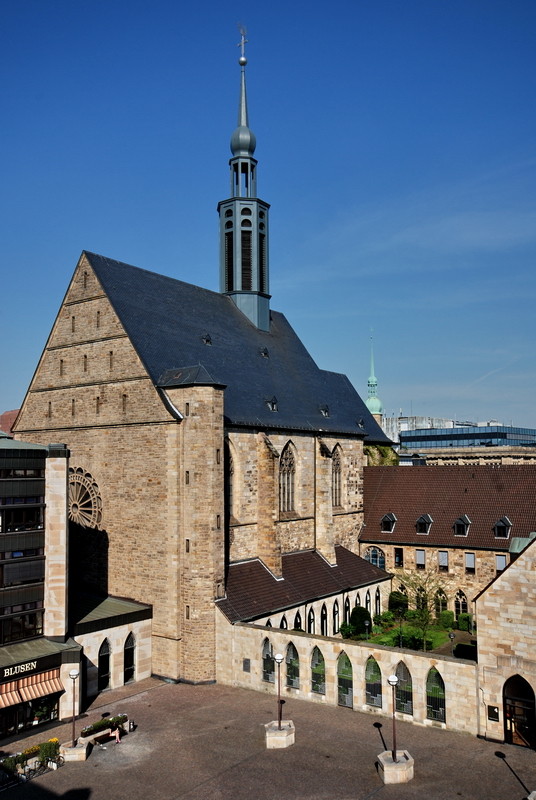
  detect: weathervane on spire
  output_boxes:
[237,24,248,65]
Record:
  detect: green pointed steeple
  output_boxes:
[365,336,383,416]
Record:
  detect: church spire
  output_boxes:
[365,334,383,420]
[218,29,271,332]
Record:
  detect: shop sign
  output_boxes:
[3,660,38,679]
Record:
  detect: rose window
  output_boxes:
[69,467,102,528]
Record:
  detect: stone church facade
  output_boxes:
[13,40,390,684]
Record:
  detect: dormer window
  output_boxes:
[494,516,512,539]
[454,515,471,536]
[416,514,433,535]
[202,334,212,346]
[319,405,329,418]
[266,396,278,412]
[381,513,397,533]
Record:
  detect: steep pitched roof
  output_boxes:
[84,252,389,442]
[216,545,390,623]
[362,465,536,551]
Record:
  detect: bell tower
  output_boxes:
[218,31,271,331]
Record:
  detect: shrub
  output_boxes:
[405,609,418,623]
[39,740,59,762]
[349,606,372,636]
[388,591,408,615]
[373,610,395,629]
[21,745,40,759]
[339,622,353,639]
[457,613,472,632]
[438,610,454,630]
[1,757,18,774]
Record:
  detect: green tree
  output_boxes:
[397,569,446,651]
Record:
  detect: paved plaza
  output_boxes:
[2,679,536,800]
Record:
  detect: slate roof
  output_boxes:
[216,545,390,623]
[362,465,536,551]
[85,252,389,442]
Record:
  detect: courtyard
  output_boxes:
[1,678,535,800]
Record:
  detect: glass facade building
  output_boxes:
[400,425,536,450]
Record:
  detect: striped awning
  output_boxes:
[0,680,22,709]
[18,669,63,702]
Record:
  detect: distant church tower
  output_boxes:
[218,31,271,331]
[365,336,383,424]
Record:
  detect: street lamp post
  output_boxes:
[274,653,284,730]
[449,631,456,656]
[364,620,370,640]
[387,674,399,763]
[69,668,79,748]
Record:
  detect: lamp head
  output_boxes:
[274,653,284,664]
[69,668,80,681]
[387,674,399,687]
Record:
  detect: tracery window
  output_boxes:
[455,590,468,619]
[364,546,385,570]
[69,467,102,528]
[434,589,448,615]
[332,446,342,507]
[279,444,295,514]
[307,608,315,634]
[332,600,339,635]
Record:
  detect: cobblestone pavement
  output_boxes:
[1,680,536,800]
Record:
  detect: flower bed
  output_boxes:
[80,714,127,739]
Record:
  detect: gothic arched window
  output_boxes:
[123,633,135,685]
[364,546,385,570]
[332,446,342,507]
[279,444,295,514]
[320,604,328,636]
[426,667,446,722]
[98,639,111,692]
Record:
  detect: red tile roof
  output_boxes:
[217,545,389,623]
[363,465,536,551]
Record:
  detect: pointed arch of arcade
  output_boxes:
[337,651,353,708]
[280,615,288,629]
[286,642,300,689]
[279,442,296,514]
[426,667,446,722]
[434,589,448,615]
[123,632,135,685]
[262,638,275,683]
[365,656,382,708]
[344,596,351,625]
[307,607,315,634]
[332,600,340,635]
[320,604,328,636]
[311,646,326,694]
[503,674,536,748]
[395,661,413,715]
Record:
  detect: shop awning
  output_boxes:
[0,679,23,709]
[0,690,23,709]
[18,669,64,702]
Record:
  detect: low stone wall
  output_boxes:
[216,614,478,736]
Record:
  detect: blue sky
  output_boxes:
[2,0,535,427]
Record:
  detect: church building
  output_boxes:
[13,38,390,686]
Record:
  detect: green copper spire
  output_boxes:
[365,335,383,416]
